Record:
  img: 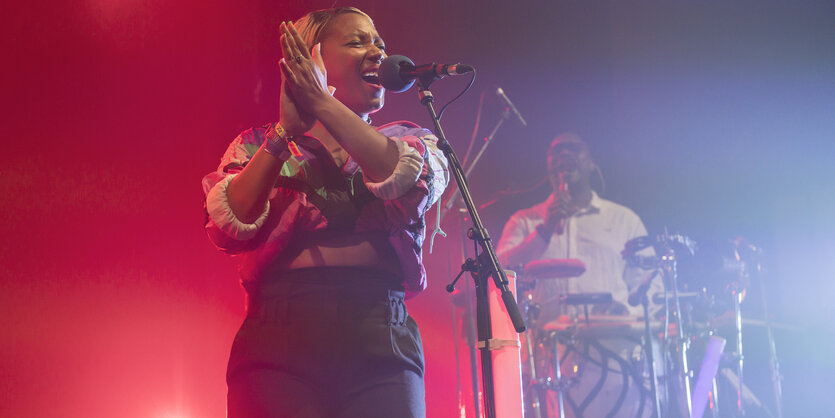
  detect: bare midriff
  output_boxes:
[266,232,402,277]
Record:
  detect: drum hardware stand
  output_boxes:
[659,236,693,418]
[519,293,544,418]
[510,292,579,418]
[730,285,745,416]
[628,269,664,417]
[533,329,579,418]
[751,254,783,418]
[539,295,611,418]
[640,284,664,418]
[550,332,567,418]
[417,76,526,418]
[728,239,751,417]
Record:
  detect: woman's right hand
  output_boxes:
[278,21,334,136]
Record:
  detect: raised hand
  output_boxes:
[544,187,578,233]
[278,21,333,120]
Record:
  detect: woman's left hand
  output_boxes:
[279,21,335,114]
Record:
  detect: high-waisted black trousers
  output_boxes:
[226,267,425,418]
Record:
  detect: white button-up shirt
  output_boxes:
[497,191,657,319]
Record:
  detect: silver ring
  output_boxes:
[294,55,302,64]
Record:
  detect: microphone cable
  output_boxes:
[437,68,477,121]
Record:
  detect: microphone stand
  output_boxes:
[446,102,514,417]
[414,77,526,418]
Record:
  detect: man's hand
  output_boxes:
[543,190,578,233]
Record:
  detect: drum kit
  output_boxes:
[515,234,783,418]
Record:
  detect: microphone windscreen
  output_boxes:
[379,55,415,93]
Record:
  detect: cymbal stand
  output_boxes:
[640,291,664,418]
[731,284,745,417]
[754,257,783,418]
[535,328,575,418]
[728,240,748,417]
[659,237,693,418]
[551,331,567,418]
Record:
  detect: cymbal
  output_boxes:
[523,258,586,281]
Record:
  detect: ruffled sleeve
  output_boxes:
[367,121,449,205]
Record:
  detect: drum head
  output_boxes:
[523,258,586,281]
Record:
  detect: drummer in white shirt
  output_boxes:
[497,132,659,319]
[497,132,661,418]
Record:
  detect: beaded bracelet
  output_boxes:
[262,123,293,158]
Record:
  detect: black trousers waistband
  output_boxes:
[244,266,407,325]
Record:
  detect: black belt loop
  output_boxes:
[387,289,407,326]
[385,298,393,326]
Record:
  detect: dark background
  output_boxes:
[2,0,833,416]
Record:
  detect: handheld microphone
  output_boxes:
[379,55,474,93]
[558,173,570,195]
[555,173,571,233]
[496,87,527,126]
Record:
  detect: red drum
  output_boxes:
[523,259,587,282]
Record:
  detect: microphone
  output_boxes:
[379,55,474,93]
[558,173,570,195]
[628,270,661,307]
[496,87,527,126]
[556,173,570,233]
